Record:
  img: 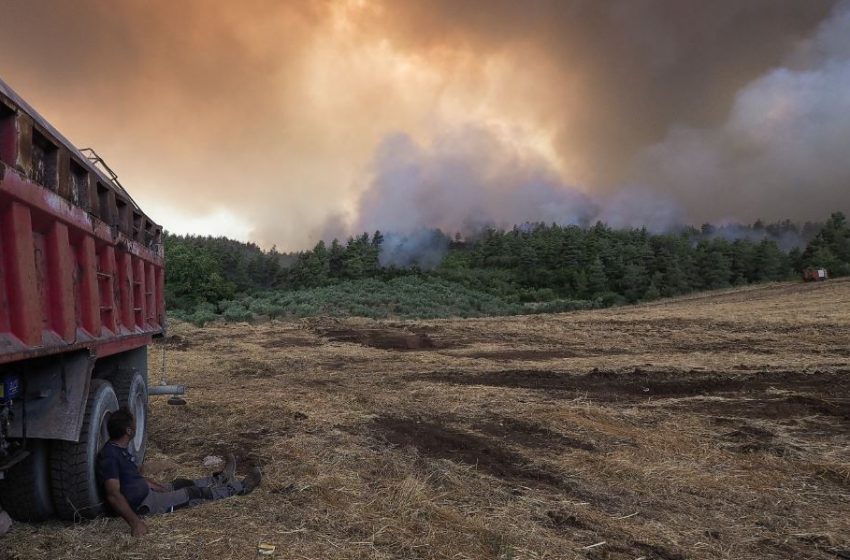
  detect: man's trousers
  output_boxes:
[136,476,244,515]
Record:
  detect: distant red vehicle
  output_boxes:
[802,268,828,282]
[0,78,164,521]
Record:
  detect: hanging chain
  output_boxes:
[160,337,168,386]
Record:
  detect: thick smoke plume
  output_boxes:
[367,0,837,198]
[701,223,814,253]
[637,1,850,223]
[348,125,696,236]
[351,127,597,235]
[332,2,850,266]
[340,126,685,266]
[0,1,845,250]
[379,230,450,269]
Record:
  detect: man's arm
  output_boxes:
[103,479,147,537]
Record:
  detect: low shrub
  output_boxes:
[222,302,254,323]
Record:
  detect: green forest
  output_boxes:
[165,212,850,325]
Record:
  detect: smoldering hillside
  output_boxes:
[330,2,850,251]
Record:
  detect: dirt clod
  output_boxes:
[473,417,596,451]
[319,327,444,350]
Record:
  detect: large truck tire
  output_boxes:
[111,368,148,464]
[0,440,54,522]
[50,379,118,520]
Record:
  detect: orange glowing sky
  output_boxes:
[0,0,845,249]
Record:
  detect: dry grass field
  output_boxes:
[4,279,850,560]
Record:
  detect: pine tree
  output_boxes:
[329,239,344,278]
[696,242,732,290]
[801,212,850,276]
[621,263,649,303]
[585,256,608,296]
[643,282,661,301]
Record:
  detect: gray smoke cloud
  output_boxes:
[331,1,850,270]
[1,1,842,250]
[350,127,598,235]
[347,126,689,235]
[636,1,850,223]
[701,224,811,252]
[367,0,836,193]
[338,126,687,266]
[379,230,450,269]
[342,125,684,237]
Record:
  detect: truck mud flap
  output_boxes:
[7,351,93,442]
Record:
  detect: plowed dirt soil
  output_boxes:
[5,279,850,559]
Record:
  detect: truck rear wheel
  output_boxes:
[0,440,54,522]
[50,379,118,520]
[111,368,148,464]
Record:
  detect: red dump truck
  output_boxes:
[0,78,164,522]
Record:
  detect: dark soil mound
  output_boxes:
[320,327,443,350]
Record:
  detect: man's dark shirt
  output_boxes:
[96,442,150,511]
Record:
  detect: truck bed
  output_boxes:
[0,79,164,365]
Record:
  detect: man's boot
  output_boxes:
[239,466,262,495]
[212,454,238,485]
[171,478,196,490]
[221,453,237,483]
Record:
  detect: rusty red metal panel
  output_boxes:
[0,166,162,265]
[1,201,41,346]
[98,244,117,334]
[0,105,16,165]
[13,113,32,175]
[117,251,134,330]
[145,262,155,326]
[56,147,71,201]
[45,221,76,341]
[133,256,145,327]
[0,214,8,334]
[0,78,164,364]
[0,333,151,365]
[86,174,98,216]
[156,265,165,327]
[77,234,100,336]
[95,334,152,359]
[31,231,48,335]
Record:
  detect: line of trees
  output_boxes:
[164,213,850,318]
[164,235,283,310]
[799,212,850,276]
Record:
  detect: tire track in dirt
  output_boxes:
[414,368,850,413]
[369,416,632,508]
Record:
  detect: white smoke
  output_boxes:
[339,125,689,265]
[701,223,809,252]
[349,126,600,237]
[638,1,850,223]
[325,3,850,267]
[595,186,684,233]
[379,230,449,269]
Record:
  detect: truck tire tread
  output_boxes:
[50,379,118,520]
[110,368,148,463]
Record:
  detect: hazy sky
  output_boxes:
[0,0,846,249]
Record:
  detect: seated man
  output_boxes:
[97,407,261,537]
